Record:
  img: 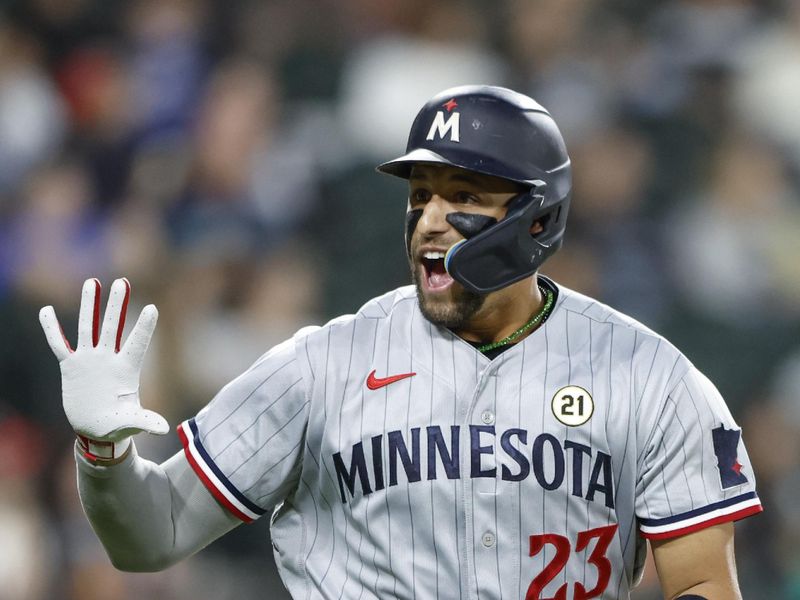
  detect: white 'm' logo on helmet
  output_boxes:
[426,111,460,143]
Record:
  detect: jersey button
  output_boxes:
[481,410,495,425]
[482,532,495,548]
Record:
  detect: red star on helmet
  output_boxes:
[732,461,743,475]
[442,99,458,112]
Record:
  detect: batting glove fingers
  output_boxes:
[40,278,169,447]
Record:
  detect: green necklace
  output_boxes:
[477,287,554,353]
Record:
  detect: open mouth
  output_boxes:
[420,250,454,292]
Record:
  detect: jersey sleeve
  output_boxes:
[177,337,309,523]
[635,365,762,540]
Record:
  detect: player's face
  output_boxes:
[407,164,524,329]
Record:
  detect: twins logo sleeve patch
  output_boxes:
[712,424,749,489]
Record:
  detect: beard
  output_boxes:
[411,263,486,329]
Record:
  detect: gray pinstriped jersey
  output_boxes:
[178,280,761,599]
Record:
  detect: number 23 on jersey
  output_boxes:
[527,524,618,600]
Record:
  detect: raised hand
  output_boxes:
[40,278,168,461]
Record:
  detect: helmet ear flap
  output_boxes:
[443,181,569,294]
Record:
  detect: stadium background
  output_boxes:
[1,0,799,598]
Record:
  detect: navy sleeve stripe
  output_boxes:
[186,418,267,517]
[639,491,758,527]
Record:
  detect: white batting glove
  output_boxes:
[39,278,169,462]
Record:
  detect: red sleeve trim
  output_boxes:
[177,423,254,523]
[640,504,762,540]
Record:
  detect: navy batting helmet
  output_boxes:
[377,85,572,293]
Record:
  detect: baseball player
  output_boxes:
[41,86,761,599]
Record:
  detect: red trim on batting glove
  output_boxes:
[115,278,131,352]
[91,279,102,347]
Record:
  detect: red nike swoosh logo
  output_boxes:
[366,369,416,390]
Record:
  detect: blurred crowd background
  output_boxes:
[1,0,799,598]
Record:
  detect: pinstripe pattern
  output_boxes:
[179,281,761,599]
[515,340,526,599]
[380,304,394,597]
